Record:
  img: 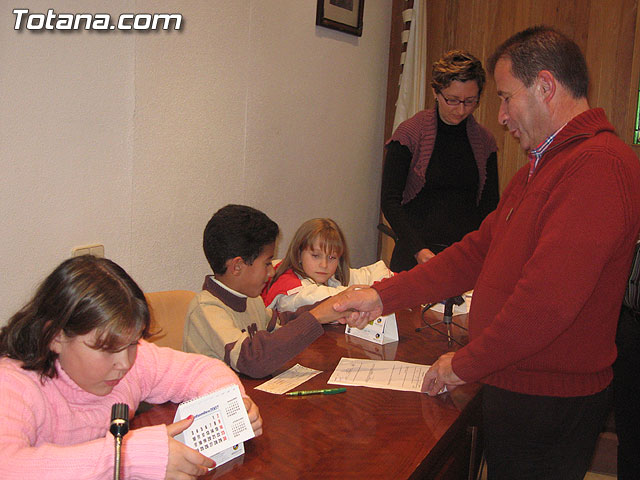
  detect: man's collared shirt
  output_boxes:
[527,123,567,181]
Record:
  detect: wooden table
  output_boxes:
[132,308,482,479]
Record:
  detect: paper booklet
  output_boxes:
[173,384,255,467]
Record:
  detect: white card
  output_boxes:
[254,363,322,394]
[345,312,399,345]
[173,384,254,466]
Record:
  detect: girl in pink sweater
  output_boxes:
[0,255,262,480]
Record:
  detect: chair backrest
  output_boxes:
[377,217,396,266]
[145,290,196,350]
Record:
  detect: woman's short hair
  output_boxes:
[431,49,486,95]
[0,255,151,379]
[273,218,351,286]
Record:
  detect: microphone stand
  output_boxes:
[110,403,130,480]
[416,296,467,346]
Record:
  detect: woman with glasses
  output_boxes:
[381,50,499,272]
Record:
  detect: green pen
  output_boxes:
[286,387,346,396]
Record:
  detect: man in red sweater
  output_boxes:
[334,26,640,479]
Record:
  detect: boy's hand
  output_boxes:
[309,285,384,327]
[309,285,367,324]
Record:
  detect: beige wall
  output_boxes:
[0,0,392,325]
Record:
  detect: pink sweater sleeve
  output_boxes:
[0,341,245,480]
[132,340,246,403]
[0,364,168,480]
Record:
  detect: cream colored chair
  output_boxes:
[145,290,196,351]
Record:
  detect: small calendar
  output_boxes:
[173,384,255,467]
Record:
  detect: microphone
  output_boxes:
[442,296,465,325]
[416,296,467,346]
[110,403,130,480]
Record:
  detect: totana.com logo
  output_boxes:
[12,8,182,31]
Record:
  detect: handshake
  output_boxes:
[309,285,467,397]
[309,285,384,329]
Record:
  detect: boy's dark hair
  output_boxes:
[487,25,589,99]
[203,204,279,275]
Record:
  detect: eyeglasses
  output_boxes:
[438,92,479,107]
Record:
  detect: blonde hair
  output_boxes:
[274,218,351,286]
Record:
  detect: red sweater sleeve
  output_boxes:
[372,210,494,314]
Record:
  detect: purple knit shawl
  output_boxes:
[387,108,498,205]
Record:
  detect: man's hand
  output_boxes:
[331,286,384,329]
[421,352,466,396]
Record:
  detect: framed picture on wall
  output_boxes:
[316,0,364,37]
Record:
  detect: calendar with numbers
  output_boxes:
[173,384,255,467]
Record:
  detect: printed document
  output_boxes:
[328,357,430,392]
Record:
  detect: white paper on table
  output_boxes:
[254,363,322,394]
[429,291,472,316]
[328,357,432,393]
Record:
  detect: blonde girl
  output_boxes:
[262,218,392,313]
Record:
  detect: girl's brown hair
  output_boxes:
[273,218,351,286]
[0,255,151,379]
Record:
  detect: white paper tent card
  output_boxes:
[345,312,398,345]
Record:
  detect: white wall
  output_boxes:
[0,0,392,325]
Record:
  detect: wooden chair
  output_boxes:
[145,290,196,351]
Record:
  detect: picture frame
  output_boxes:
[316,0,364,37]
